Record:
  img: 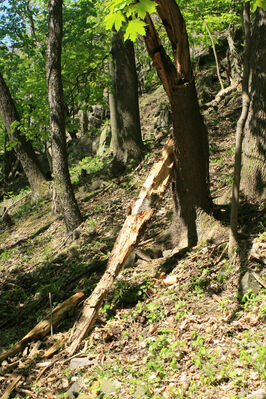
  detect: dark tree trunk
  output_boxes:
[3,129,16,183]
[47,0,82,232]
[110,31,144,165]
[0,71,46,198]
[144,0,212,247]
[241,7,266,202]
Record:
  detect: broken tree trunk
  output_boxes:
[67,139,174,355]
[0,292,84,363]
[0,375,23,399]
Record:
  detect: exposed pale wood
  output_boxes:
[43,342,61,358]
[203,83,238,110]
[0,292,84,363]
[0,375,22,399]
[67,139,174,355]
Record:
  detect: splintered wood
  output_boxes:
[68,139,174,355]
[0,292,84,363]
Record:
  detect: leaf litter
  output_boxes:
[0,85,265,399]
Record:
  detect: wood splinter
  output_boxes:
[67,138,174,355]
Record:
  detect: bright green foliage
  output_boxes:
[105,10,126,31]
[251,0,266,10]
[124,19,147,41]
[178,0,241,48]
[132,0,157,18]
[105,0,157,41]
[0,0,110,165]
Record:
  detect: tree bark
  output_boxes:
[227,29,242,84]
[0,71,46,198]
[229,2,251,255]
[144,1,212,247]
[109,59,119,154]
[47,0,82,232]
[109,31,144,165]
[241,7,266,202]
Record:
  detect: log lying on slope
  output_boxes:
[0,292,84,363]
[67,139,174,355]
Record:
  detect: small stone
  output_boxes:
[69,357,95,370]
[133,385,146,398]
[240,271,260,297]
[246,388,266,399]
[163,275,177,286]
[62,378,69,389]
[100,378,118,394]
[66,381,81,399]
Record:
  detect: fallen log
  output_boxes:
[0,292,84,363]
[202,82,239,110]
[0,375,23,399]
[67,139,174,355]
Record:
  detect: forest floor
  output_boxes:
[0,77,265,399]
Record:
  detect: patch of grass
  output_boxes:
[70,155,109,184]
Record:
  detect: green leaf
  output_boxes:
[251,0,266,10]
[104,13,117,30]
[105,10,126,30]
[132,0,157,19]
[124,18,146,41]
[115,11,126,31]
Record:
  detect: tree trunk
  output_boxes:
[3,129,16,183]
[229,2,251,255]
[47,0,82,233]
[109,59,119,154]
[0,71,46,198]
[241,7,266,202]
[227,29,242,84]
[110,31,144,165]
[144,1,212,248]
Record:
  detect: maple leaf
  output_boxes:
[124,18,147,41]
[132,0,157,19]
[104,11,126,31]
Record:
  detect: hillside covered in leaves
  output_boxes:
[0,79,265,398]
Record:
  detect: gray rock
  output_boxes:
[66,381,81,399]
[133,385,146,398]
[154,103,171,130]
[100,378,121,394]
[96,124,111,156]
[69,357,95,370]
[246,388,266,399]
[240,271,260,298]
[89,179,103,191]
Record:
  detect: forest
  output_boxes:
[0,0,265,398]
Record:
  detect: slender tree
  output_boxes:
[47,0,82,233]
[109,30,144,166]
[229,2,251,255]
[0,71,46,198]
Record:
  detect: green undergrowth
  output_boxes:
[60,271,265,399]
